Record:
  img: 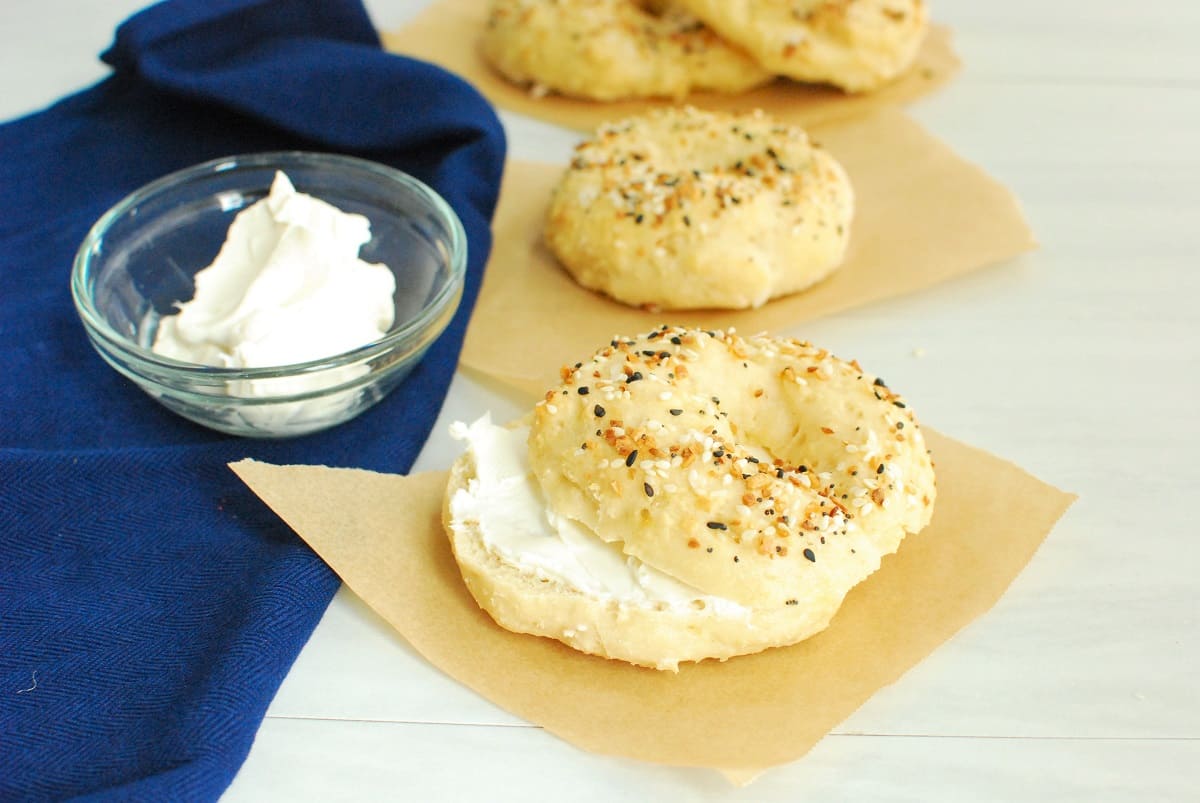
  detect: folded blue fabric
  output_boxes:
[0,1,506,799]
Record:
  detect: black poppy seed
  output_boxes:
[683,215,691,227]
[897,421,905,429]
[798,465,808,473]
[747,456,759,464]
[713,449,725,458]
[874,377,887,387]
[877,464,886,474]
[643,482,654,497]
[776,469,784,478]
[706,521,727,530]
[670,336,682,345]
[893,401,907,409]
[733,555,740,563]
[706,547,713,553]
[658,351,670,359]
[669,408,683,416]
[634,213,644,224]
[711,395,721,405]
[625,450,638,467]
[874,392,882,400]
[594,404,606,417]
[785,599,798,606]
[577,386,590,395]
[803,548,816,562]
[627,371,643,382]
[642,349,656,357]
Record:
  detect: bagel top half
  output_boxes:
[528,326,936,611]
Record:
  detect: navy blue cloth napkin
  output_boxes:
[0,0,506,799]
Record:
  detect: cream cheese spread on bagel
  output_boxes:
[443,326,936,670]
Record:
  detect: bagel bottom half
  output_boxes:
[442,418,850,672]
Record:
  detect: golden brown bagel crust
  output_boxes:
[480,0,771,101]
[528,327,936,610]
[545,107,854,310]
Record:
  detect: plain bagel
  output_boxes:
[480,0,772,101]
[544,106,854,310]
[444,327,936,670]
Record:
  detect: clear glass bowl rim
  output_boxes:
[70,150,468,383]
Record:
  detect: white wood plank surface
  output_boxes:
[3,1,1196,800]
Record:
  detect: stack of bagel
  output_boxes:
[445,327,937,670]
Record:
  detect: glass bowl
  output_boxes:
[71,151,466,438]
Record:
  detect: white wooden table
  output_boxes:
[4,2,1196,800]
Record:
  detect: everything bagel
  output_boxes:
[480,0,772,101]
[545,106,854,310]
[671,0,929,92]
[444,327,936,670]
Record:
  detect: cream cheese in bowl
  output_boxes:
[153,171,396,371]
[71,151,467,438]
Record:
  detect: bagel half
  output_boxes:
[480,0,771,102]
[672,0,930,93]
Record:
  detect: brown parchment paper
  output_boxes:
[382,0,960,132]
[462,109,1036,394]
[231,429,1074,775]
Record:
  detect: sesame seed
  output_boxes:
[644,482,654,497]
[803,548,816,562]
